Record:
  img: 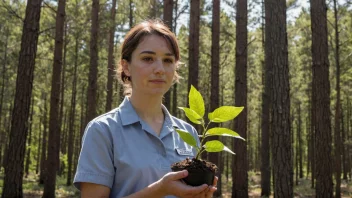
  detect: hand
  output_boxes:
[157,170,218,198]
[205,176,218,198]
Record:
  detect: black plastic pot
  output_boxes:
[171,168,215,186]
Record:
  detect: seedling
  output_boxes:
[175,85,245,159]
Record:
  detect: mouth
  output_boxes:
[149,79,166,83]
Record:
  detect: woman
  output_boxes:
[74,20,217,198]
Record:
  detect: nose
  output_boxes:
[154,59,165,74]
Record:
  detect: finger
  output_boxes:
[185,184,208,194]
[166,170,188,181]
[206,186,217,198]
[212,176,218,186]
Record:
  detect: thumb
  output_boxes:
[166,170,188,181]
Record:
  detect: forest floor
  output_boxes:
[0,171,352,197]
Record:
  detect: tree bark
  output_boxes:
[162,0,173,110]
[232,0,248,196]
[188,0,200,90]
[44,0,67,195]
[208,1,220,197]
[0,28,8,173]
[1,0,43,196]
[265,0,293,196]
[105,0,117,112]
[67,34,78,186]
[39,94,48,185]
[86,0,99,124]
[310,0,333,196]
[260,0,271,194]
[333,0,341,197]
[25,97,35,178]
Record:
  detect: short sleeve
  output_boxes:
[73,120,115,190]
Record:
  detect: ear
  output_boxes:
[121,59,131,76]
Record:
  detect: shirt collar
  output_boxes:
[119,97,140,126]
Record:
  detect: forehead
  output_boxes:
[134,34,173,53]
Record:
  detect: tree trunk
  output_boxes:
[298,103,303,178]
[86,0,99,124]
[341,105,347,180]
[232,0,248,196]
[67,32,78,186]
[310,0,333,196]
[162,0,173,110]
[261,0,271,194]
[25,97,35,178]
[44,0,66,195]
[39,94,48,185]
[105,0,117,112]
[1,0,43,196]
[265,0,293,196]
[188,0,200,90]
[208,1,220,197]
[36,116,42,174]
[310,89,315,188]
[0,28,8,173]
[333,0,341,196]
[58,22,68,166]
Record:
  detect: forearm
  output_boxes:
[123,180,166,198]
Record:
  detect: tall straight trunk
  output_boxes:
[162,0,173,110]
[67,35,78,186]
[2,105,11,171]
[295,115,298,185]
[44,0,67,195]
[39,94,48,184]
[260,0,271,194]
[265,0,292,196]
[333,0,341,196]
[298,103,303,178]
[1,0,43,196]
[36,116,42,174]
[310,0,333,196]
[59,23,67,159]
[232,0,248,196]
[347,99,352,180]
[209,1,220,197]
[105,0,117,112]
[86,0,99,124]
[188,0,200,90]
[256,116,261,171]
[341,106,347,180]
[80,86,85,144]
[25,97,35,178]
[171,0,178,116]
[0,29,8,172]
[310,89,315,188]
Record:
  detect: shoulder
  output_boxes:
[84,108,122,139]
[170,116,198,135]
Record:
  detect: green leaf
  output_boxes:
[208,106,244,123]
[178,107,202,124]
[203,140,224,152]
[189,85,205,117]
[175,129,198,148]
[205,128,245,141]
[203,140,235,155]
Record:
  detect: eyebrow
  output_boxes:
[139,51,174,56]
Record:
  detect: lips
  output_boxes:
[149,79,166,83]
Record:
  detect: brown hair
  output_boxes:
[117,19,181,95]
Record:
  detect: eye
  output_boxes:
[142,57,153,62]
[164,58,174,63]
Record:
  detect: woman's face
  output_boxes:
[122,34,177,97]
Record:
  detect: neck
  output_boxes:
[129,92,164,120]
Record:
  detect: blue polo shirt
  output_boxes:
[74,97,200,198]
